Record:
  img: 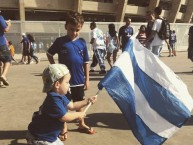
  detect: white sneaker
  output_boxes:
[0,81,3,87]
[30,61,35,64]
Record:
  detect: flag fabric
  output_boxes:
[98,38,193,145]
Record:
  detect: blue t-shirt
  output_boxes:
[119,25,133,46]
[28,92,70,142]
[0,15,7,46]
[47,36,89,86]
[21,36,30,50]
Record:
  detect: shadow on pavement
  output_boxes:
[84,113,130,130]
[0,130,27,145]
[175,71,193,75]
[31,73,43,76]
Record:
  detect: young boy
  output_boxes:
[26,64,97,145]
[46,11,94,140]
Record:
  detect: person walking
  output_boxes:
[90,21,107,74]
[145,10,155,50]
[118,17,134,52]
[20,33,30,64]
[169,30,177,57]
[106,23,120,68]
[0,11,11,86]
[145,7,165,56]
[27,34,39,64]
[8,41,18,63]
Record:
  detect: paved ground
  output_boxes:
[0,51,193,145]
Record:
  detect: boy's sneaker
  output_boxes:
[99,70,106,75]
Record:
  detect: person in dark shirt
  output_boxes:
[188,26,193,63]
[145,10,155,50]
[0,11,11,86]
[118,17,133,52]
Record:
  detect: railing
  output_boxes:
[6,21,191,55]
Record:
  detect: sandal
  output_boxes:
[0,76,9,86]
[58,132,68,141]
[77,126,96,134]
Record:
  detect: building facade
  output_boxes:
[0,0,193,23]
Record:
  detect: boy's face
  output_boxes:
[57,73,71,95]
[65,23,82,40]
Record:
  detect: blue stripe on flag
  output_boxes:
[98,67,166,145]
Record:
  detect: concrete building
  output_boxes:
[0,0,193,23]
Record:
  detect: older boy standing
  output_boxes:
[47,11,95,141]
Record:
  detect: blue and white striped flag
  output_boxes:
[98,38,193,145]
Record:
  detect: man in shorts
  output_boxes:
[0,11,11,86]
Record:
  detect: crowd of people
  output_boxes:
[0,6,193,145]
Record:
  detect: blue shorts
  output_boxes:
[0,45,11,63]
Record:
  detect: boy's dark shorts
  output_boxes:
[66,86,85,102]
[0,45,11,63]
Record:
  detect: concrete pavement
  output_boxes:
[0,51,193,145]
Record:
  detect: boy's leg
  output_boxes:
[71,86,95,134]
[26,131,64,145]
[58,122,68,141]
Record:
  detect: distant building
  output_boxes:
[0,0,192,23]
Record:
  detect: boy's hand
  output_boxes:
[88,95,97,104]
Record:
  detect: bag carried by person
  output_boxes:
[158,18,170,40]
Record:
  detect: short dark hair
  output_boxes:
[65,11,84,26]
[154,7,162,15]
[90,21,96,28]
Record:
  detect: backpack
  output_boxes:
[157,18,170,40]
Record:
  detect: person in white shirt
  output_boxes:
[106,23,120,68]
[90,21,106,74]
[146,7,165,56]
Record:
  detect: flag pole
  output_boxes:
[83,90,100,113]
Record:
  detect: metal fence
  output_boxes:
[6,21,192,55]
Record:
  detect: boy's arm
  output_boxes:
[68,96,97,111]
[59,100,88,122]
[59,111,86,122]
[84,63,89,90]
[59,96,97,122]
[46,52,55,64]
[5,20,11,32]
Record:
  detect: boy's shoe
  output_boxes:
[99,70,106,75]
[0,76,9,86]
[77,126,96,134]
